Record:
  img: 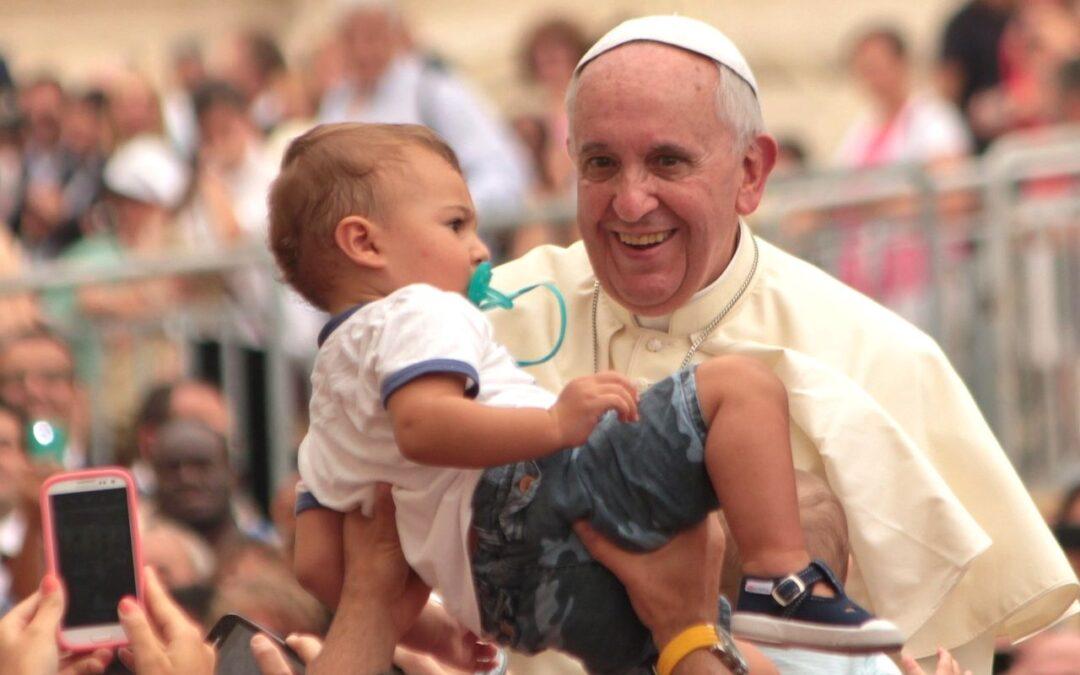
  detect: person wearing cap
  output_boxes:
[484,14,1076,675]
[42,134,188,326]
[38,134,189,431]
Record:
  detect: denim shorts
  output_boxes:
[470,367,719,674]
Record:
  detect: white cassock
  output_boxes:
[489,222,1077,674]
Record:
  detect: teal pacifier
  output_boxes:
[467,261,567,367]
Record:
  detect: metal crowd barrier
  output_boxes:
[756,126,1080,487]
[0,247,300,508]
[0,127,1075,508]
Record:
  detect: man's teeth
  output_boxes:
[617,231,673,246]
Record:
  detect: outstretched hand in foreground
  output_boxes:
[0,575,114,675]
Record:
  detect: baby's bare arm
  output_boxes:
[387,372,638,468]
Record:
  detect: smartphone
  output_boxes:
[40,467,143,651]
[207,613,306,675]
[27,419,67,464]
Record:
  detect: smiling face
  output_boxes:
[373,146,491,296]
[570,43,770,316]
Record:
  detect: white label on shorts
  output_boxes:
[744,579,775,595]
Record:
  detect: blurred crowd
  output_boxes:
[0,0,1076,333]
[0,0,1077,672]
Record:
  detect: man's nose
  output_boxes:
[611,171,659,223]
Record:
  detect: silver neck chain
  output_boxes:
[592,234,760,373]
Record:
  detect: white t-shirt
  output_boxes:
[298,284,556,633]
[834,93,971,167]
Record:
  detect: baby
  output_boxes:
[270,123,902,673]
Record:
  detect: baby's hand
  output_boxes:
[549,372,639,447]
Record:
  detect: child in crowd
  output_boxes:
[269,122,902,673]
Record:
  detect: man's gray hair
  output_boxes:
[566,60,765,151]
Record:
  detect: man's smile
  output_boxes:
[613,229,677,251]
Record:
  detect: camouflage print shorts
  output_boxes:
[470,367,720,674]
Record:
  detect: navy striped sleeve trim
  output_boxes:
[380,359,480,408]
[295,491,328,515]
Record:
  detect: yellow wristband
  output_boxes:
[656,624,720,675]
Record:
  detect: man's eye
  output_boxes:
[653,154,689,169]
[580,156,618,180]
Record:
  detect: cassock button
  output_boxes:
[646,338,663,352]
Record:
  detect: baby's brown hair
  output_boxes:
[268,123,462,310]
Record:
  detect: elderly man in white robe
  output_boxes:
[490,15,1077,675]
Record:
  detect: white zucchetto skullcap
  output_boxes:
[575,15,758,96]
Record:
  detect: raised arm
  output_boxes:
[386,372,638,468]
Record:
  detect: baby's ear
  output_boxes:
[334,215,384,269]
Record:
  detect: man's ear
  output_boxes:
[735,133,778,217]
[334,215,385,269]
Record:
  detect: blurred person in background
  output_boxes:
[208,563,329,638]
[0,401,35,611]
[127,378,232,497]
[0,396,69,609]
[0,69,39,339]
[834,26,971,325]
[504,17,590,259]
[185,79,276,248]
[837,27,971,168]
[302,36,347,121]
[40,135,188,426]
[141,516,216,591]
[0,326,85,470]
[106,70,166,145]
[0,90,42,339]
[519,17,588,195]
[968,0,1080,141]
[938,0,1016,152]
[162,39,208,160]
[180,79,320,505]
[319,0,530,238]
[220,30,290,135]
[128,378,272,547]
[0,67,21,230]
[13,77,93,259]
[56,89,107,221]
[149,418,273,565]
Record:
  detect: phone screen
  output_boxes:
[50,486,137,627]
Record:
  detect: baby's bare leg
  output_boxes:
[693,356,811,578]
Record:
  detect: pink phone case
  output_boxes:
[40,466,145,652]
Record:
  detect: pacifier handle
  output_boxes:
[466,262,567,367]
